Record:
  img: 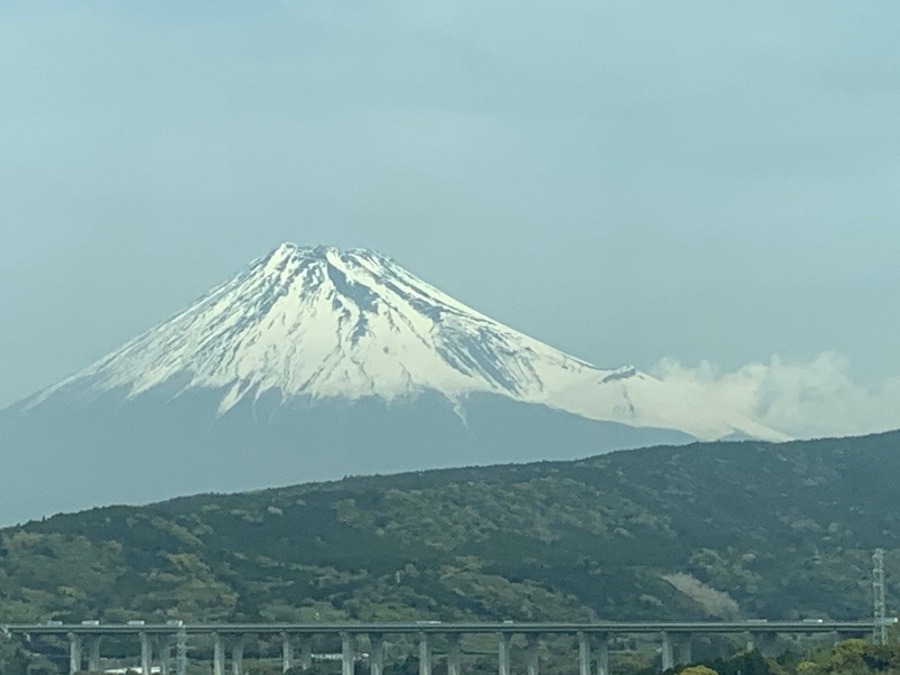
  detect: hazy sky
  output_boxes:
[2,2,899,437]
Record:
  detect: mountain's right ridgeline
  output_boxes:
[1,243,789,524]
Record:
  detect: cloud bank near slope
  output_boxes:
[652,352,900,440]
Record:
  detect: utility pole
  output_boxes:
[873,549,887,646]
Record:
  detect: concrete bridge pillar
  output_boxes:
[213,633,226,675]
[282,632,294,673]
[155,636,170,675]
[297,635,313,671]
[140,631,152,675]
[418,632,432,675]
[675,633,692,666]
[525,634,539,675]
[498,633,511,675]
[341,632,355,675]
[68,633,82,674]
[447,633,462,675]
[369,633,385,675]
[577,631,591,675]
[660,631,673,672]
[176,627,188,675]
[594,634,609,675]
[87,636,102,672]
[232,634,247,675]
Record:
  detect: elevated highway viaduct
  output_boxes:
[2,620,889,675]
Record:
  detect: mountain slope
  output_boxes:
[18,243,783,441]
[1,431,896,630]
[1,243,787,523]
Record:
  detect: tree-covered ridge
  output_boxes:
[1,431,899,626]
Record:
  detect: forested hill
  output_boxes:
[2,431,899,625]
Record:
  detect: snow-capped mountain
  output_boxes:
[0,243,787,524]
[25,243,782,441]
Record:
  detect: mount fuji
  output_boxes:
[1,243,787,524]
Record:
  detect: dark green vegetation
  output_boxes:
[2,429,900,673]
[663,635,900,674]
[2,431,900,626]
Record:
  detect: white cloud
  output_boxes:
[652,352,900,440]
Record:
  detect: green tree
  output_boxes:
[0,637,30,675]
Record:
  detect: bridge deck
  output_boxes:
[3,620,886,636]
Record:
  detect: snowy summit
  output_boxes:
[31,243,785,442]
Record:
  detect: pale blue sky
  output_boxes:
[1,2,899,434]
